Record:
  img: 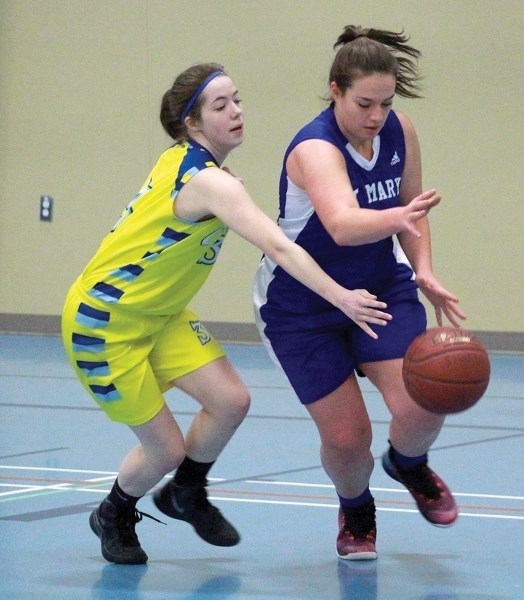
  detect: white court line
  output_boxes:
[208,496,524,521]
[0,469,117,499]
[3,482,521,521]
[0,482,76,497]
[1,465,523,510]
[244,479,524,501]
[0,465,116,475]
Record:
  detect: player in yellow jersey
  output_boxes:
[62,62,399,564]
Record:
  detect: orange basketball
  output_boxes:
[402,327,490,414]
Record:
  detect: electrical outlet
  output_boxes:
[40,195,53,222]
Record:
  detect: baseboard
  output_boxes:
[0,313,522,353]
[0,313,62,336]
[0,313,263,343]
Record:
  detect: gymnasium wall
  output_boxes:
[1,1,522,350]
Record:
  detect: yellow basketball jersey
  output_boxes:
[76,140,228,315]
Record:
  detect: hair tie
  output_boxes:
[179,70,224,123]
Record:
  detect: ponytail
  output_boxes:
[330,25,423,99]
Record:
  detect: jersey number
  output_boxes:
[197,226,228,266]
[190,320,212,346]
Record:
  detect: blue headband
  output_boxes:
[179,70,224,123]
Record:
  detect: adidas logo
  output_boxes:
[390,152,400,165]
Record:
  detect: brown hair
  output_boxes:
[329,25,422,99]
[160,62,225,141]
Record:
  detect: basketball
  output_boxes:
[402,327,490,414]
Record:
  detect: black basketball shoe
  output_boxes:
[153,482,240,546]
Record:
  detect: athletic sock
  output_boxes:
[106,478,141,510]
[389,441,427,471]
[338,487,373,509]
[173,457,214,488]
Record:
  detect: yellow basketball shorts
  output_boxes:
[61,283,225,426]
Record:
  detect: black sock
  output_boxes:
[107,479,140,510]
[173,457,214,488]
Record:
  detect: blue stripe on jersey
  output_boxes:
[158,228,190,247]
[110,264,144,282]
[89,282,124,304]
[75,302,110,329]
[76,360,110,377]
[89,383,121,402]
[142,251,160,260]
[72,332,105,353]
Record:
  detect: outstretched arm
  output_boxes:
[177,167,392,339]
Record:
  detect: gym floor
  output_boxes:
[1,333,523,599]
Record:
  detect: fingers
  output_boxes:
[356,311,393,339]
[449,299,467,319]
[434,300,467,328]
[443,304,467,326]
[439,291,460,303]
[370,310,392,323]
[341,290,392,337]
[354,290,389,309]
[417,189,437,200]
[357,321,379,340]
[445,315,462,328]
[416,189,441,207]
[356,310,392,328]
[406,190,442,234]
[355,300,392,323]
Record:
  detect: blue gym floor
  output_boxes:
[0,332,523,599]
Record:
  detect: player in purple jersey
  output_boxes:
[254,26,466,560]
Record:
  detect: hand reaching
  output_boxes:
[401,189,441,237]
[416,273,467,327]
[339,289,392,339]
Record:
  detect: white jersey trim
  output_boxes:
[344,135,381,171]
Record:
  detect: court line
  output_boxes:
[2,398,524,428]
[244,479,524,501]
[0,466,522,521]
[209,497,524,520]
[1,465,523,501]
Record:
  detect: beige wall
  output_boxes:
[1,0,523,334]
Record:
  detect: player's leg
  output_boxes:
[89,404,185,565]
[351,287,457,526]
[151,311,249,546]
[360,358,445,456]
[306,376,378,560]
[306,376,373,499]
[172,355,250,462]
[121,403,186,495]
[359,358,457,527]
[256,312,379,559]
[62,290,179,563]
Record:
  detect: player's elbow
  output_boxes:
[331,228,349,246]
[329,224,361,247]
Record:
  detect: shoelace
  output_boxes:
[115,509,166,545]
